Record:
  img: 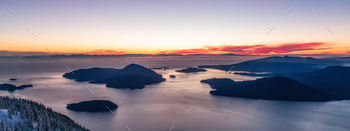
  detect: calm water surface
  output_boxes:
[0,57,349,131]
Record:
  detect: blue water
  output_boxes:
[0,56,349,131]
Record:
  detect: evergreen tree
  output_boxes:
[0,96,90,131]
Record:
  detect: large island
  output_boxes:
[201,76,334,101]
[63,63,166,89]
[201,66,350,101]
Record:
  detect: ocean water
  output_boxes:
[1,56,350,131]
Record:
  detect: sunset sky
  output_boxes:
[1,0,349,55]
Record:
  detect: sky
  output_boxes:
[0,0,349,55]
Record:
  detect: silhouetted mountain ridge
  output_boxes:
[201,65,350,101]
[199,56,341,73]
[285,66,350,98]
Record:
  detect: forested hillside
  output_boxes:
[0,96,89,131]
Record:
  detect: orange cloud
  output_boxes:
[159,48,212,54]
[252,43,331,54]
[159,42,332,55]
[83,49,126,55]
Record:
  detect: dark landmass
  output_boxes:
[0,83,33,92]
[200,78,235,87]
[66,100,118,112]
[16,84,33,89]
[63,63,166,89]
[321,56,350,62]
[169,75,176,78]
[199,56,341,73]
[201,76,336,101]
[233,72,287,77]
[9,78,17,81]
[285,66,350,98]
[63,68,120,82]
[233,72,272,77]
[91,75,165,89]
[0,84,16,91]
[220,66,350,101]
[175,67,207,73]
[151,67,169,70]
[0,96,89,130]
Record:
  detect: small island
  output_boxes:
[67,100,118,112]
[0,83,33,92]
[151,67,169,70]
[17,84,33,89]
[63,64,166,90]
[9,78,17,81]
[175,67,207,73]
[169,75,176,78]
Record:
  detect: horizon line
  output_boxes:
[0,53,349,57]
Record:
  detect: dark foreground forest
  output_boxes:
[0,96,89,131]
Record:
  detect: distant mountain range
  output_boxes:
[199,56,342,73]
[200,56,350,101]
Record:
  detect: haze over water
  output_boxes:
[1,56,350,131]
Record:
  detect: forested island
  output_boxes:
[67,100,118,112]
[201,65,350,101]
[175,67,207,73]
[63,64,166,90]
[201,76,334,101]
[0,96,89,130]
[0,84,33,92]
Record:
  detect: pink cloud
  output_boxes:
[84,49,125,55]
[159,42,331,55]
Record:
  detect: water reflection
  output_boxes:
[0,59,349,131]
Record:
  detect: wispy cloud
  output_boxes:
[0,49,126,56]
[159,48,212,54]
[159,42,331,55]
[252,43,331,54]
[83,49,125,55]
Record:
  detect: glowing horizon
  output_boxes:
[1,0,349,55]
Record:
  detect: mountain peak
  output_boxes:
[123,63,145,69]
[120,63,160,77]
